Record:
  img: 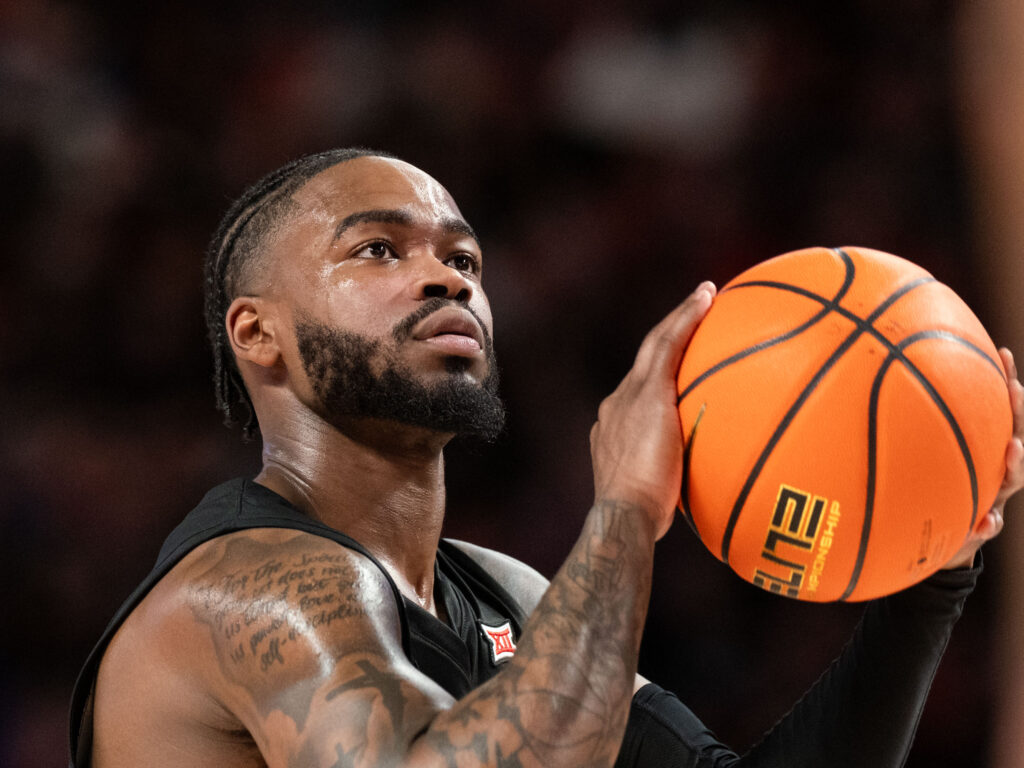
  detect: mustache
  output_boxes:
[391,297,493,350]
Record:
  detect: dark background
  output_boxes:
[1,1,1017,765]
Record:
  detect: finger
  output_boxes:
[975,508,1005,542]
[998,433,1024,498]
[998,348,1023,431]
[1000,347,1018,383]
[632,282,716,378]
[1010,378,1024,440]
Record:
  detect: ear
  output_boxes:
[226,296,281,369]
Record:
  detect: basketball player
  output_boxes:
[70,149,1024,767]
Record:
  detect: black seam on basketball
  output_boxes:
[894,331,981,527]
[677,249,856,404]
[839,330,987,601]
[678,404,705,539]
[727,275,936,334]
[840,353,895,601]
[897,330,1004,376]
[720,318,867,563]
[719,264,936,567]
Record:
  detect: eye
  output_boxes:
[446,252,480,275]
[355,240,397,260]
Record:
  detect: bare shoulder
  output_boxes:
[180,527,403,645]
[94,528,436,768]
[446,539,550,615]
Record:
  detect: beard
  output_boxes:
[295,299,505,442]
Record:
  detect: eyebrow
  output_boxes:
[332,208,479,244]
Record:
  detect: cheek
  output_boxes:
[471,297,494,339]
[319,272,404,334]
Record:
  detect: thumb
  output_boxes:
[632,282,716,379]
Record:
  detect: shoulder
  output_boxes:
[446,539,550,615]
[178,527,406,663]
[99,528,406,725]
[94,529,453,765]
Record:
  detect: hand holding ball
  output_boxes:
[677,247,1011,601]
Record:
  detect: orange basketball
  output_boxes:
[676,246,1011,602]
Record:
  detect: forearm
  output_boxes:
[612,564,979,768]
[744,562,980,768]
[415,498,656,767]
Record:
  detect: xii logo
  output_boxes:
[753,485,836,598]
[479,621,517,664]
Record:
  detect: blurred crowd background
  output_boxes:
[3,1,1023,766]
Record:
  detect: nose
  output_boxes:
[411,253,474,304]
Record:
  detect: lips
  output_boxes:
[411,307,485,351]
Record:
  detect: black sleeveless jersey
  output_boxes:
[69,478,982,768]
[68,478,529,767]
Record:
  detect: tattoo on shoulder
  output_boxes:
[178,504,650,767]
[186,534,372,726]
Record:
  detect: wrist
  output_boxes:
[590,495,662,547]
[941,549,982,571]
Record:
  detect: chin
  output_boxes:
[441,354,487,377]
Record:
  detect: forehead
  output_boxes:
[292,156,463,223]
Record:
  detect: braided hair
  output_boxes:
[203,147,395,440]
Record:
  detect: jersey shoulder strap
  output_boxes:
[437,540,529,636]
[68,478,410,767]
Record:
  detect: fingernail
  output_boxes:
[694,281,716,302]
[697,281,716,294]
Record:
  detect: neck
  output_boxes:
[255,407,451,610]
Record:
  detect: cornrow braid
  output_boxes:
[203,147,395,440]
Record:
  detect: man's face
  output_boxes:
[262,156,504,440]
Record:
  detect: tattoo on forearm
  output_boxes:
[567,500,628,597]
